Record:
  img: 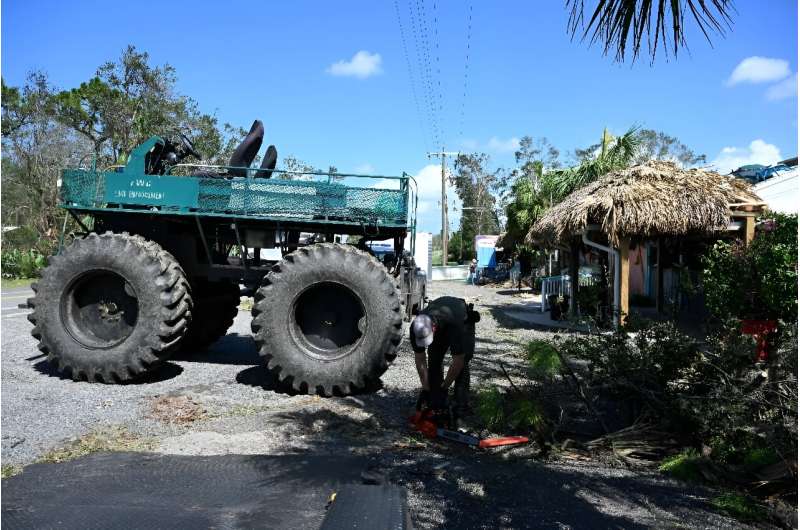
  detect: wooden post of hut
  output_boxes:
[569,239,580,316]
[744,215,756,246]
[655,237,664,313]
[619,238,630,324]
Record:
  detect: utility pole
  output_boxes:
[427,149,459,265]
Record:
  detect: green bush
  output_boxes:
[702,212,797,322]
[711,493,765,521]
[1,248,47,279]
[560,320,698,401]
[686,324,797,465]
[525,339,561,378]
[475,386,547,434]
[476,386,506,429]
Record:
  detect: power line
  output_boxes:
[414,0,440,148]
[393,0,428,152]
[431,1,445,146]
[457,2,473,141]
[408,0,437,150]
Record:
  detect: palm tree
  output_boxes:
[566,0,735,63]
[542,126,641,202]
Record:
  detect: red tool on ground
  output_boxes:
[409,409,529,449]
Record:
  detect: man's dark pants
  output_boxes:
[426,322,475,416]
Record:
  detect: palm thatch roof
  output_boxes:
[528,160,763,247]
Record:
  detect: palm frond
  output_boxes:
[566,0,735,63]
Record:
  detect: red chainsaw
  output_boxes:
[408,408,529,449]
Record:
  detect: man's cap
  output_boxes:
[411,314,435,349]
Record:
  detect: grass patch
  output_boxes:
[711,493,765,522]
[659,449,703,482]
[2,464,23,478]
[36,427,155,465]
[741,447,780,470]
[1,277,34,289]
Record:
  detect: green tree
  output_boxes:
[633,128,705,166]
[574,128,705,167]
[513,136,560,192]
[51,45,222,165]
[1,73,87,248]
[544,127,640,202]
[451,153,502,260]
[566,0,735,63]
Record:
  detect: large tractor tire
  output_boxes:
[251,243,403,395]
[28,232,192,383]
[180,280,240,353]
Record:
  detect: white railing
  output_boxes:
[540,274,597,312]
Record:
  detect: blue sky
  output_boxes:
[2,1,797,232]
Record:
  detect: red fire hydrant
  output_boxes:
[741,319,777,362]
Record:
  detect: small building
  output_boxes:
[751,157,798,214]
[527,160,765,325]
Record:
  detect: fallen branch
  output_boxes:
[553,346,610,434]
[499,360,523,395]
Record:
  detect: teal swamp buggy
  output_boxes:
[28,120,426,395]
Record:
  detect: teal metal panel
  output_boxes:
[60,155,412,229]
[104,173,199,209]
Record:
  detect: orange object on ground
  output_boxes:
[409,410,529,448]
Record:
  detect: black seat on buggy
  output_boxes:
[254,144,278,178]
[228,120,264,177]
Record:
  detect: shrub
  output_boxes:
[559,320,698,402]
[1,248,48,279]
[702,212,797,322]
[685,324,797,465]
[476,386,506,430]
[711,493,765,521]
[525,339,561,378]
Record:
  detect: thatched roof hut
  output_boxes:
[528,160,763,247]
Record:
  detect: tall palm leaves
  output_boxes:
[542,127,641,203]
[567,0,735,63]
[503,127,641,248]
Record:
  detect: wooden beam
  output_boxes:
[744,215,756,246]
[619,238,630,325]
[655,237,664,313]
[569,239,580,316]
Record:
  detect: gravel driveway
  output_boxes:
[1,280,756,529]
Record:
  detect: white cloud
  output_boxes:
[727,56,791,86]
[766,73,798,101]
[371,164,462,232]
[710,139,782,174]
[487,136,520,153]
[326,51,382,79]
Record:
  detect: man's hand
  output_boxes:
[416,389,431,411]
[441,354,466,390]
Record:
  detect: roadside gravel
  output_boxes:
[1,281,758,528]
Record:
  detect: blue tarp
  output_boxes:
[477,245,496,269]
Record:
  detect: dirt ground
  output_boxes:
[1,280,759,529]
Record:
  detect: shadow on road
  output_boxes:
[171,333,260,365]
[270,392,725,530]
[32,359,184,384]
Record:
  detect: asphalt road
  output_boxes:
[1,285,32,320]
[1,282,759,529]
